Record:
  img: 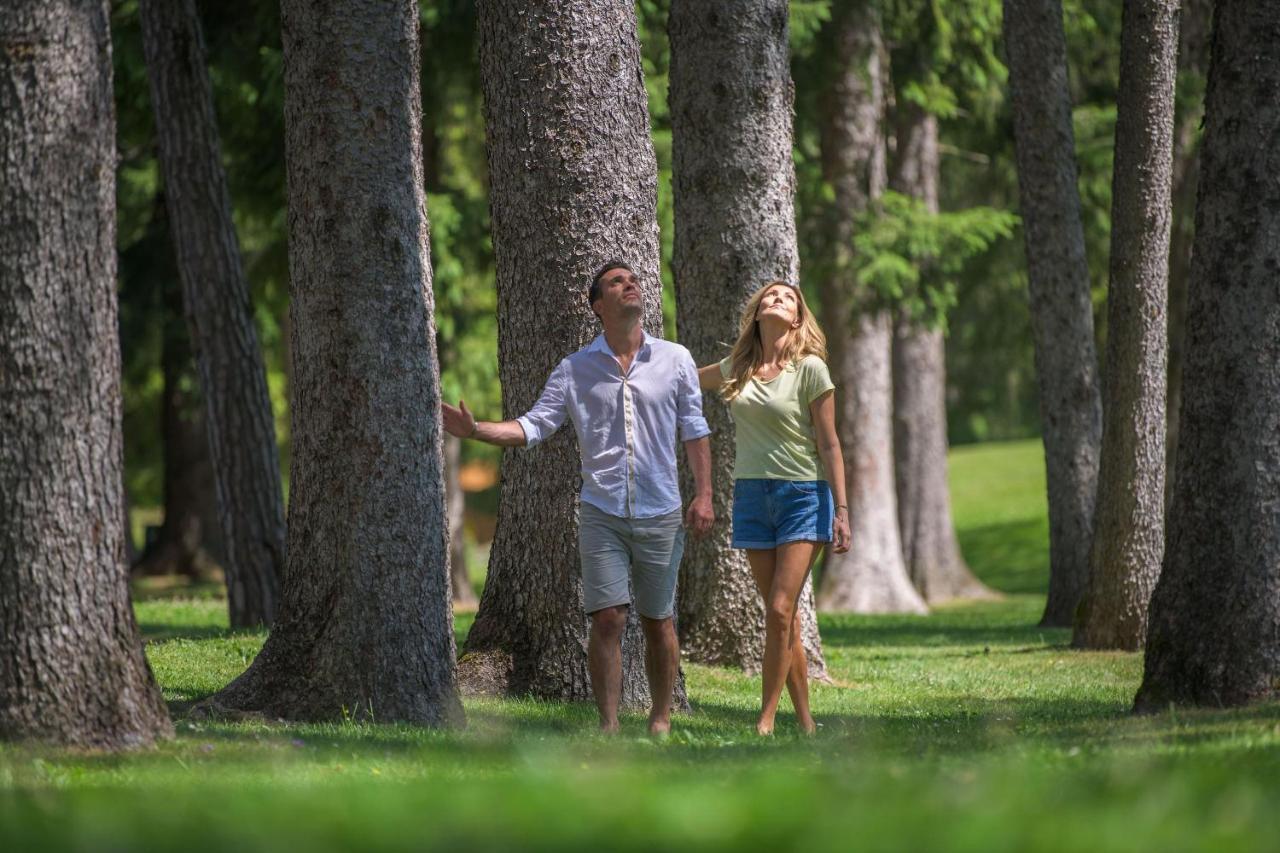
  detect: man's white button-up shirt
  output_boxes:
[516,332,711,519]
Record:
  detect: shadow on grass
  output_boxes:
[140,623,232,643]
[959,517,1049,595]
[817,612,1068,651]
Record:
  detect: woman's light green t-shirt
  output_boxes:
[718,355,835,481]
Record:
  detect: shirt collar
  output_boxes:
[589,330,654,360]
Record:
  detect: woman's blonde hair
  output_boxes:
[721,281,827,402]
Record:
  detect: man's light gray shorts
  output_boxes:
[578,502,684,619]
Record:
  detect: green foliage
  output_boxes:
[851,192,1017,327]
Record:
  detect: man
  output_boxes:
[442,262,714,734]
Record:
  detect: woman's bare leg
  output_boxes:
[746,541,821,734]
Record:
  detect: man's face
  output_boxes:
[593,267,642,320]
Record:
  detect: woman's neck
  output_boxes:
[758,320,790,366]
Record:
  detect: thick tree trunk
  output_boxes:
[1164,0,1212,504]
[890,107,997,604]
[195,0,461,726]
[1074,0,1178,651]
[139,0,285,628]
[669,0,828,679]
[812,3,926,615]
[444,434,477,607]
[1003,0,1104,627]
[0,0,173,748]
[1133,0,1280,711]
[461,0,686,711]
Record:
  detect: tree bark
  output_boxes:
[0,0,173,748]
[460,0,686,711]
[813,3,927,615]
[1164,0,1212,504]
[139,0,285,628]
[890,106,997,604]
[1003,0,1104,627]
[1133,0,1280,711]
[668,0,828,679]
[444,434,477,608]
[1074,0,1178,651]
[194,0,462,726]
[127,198,224,580]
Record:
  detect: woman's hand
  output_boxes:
[832,507,851,553]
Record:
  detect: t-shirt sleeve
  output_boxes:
[718,356,732,380]
[800,356,835,404]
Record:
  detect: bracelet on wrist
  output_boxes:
[468,421,479,438]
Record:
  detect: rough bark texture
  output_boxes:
[444,434,477,607]
[195,0,461,726]
[0,0,173,748]
[813,4,927,615]
[890,107,996,604]
[139,0,285,628]
[1074,0,1178,651]
[462,0,687,710]
[1164,0,1212,503]
[1134,0,1280,711]
[669,0,828,679]
[1004,0,1104,627]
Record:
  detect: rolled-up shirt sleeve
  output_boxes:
[515,360,570,448]
[676,350,711,442]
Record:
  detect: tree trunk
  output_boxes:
[139,0,285,628]
[1074,0,1178,651]
[668,0,828,679]
[0,0,173,749]
[1164,0,1212,505]
[460,0,686,711]
[128,198,224,580]
[1003,0,1104,627]
[813,3,926,615]
[1133,0,1280,711]
[194,0,462,726]
[890,107,997,604]
[444,434,477,608]
[132,268,224,579]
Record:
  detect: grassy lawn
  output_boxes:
[3,439,1278,850]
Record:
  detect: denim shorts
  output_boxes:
[732,479,833,549]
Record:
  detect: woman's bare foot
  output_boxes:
[599,719,620,735]
[798,715,817,736]
[648,713,671,737]
[755,719,774,736]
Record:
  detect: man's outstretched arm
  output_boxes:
[442,399,527,447]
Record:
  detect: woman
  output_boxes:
[698,281,850,735]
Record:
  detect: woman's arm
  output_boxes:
[811,390,850,553]
[697,363,723,393]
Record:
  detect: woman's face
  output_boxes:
[756,285,800,328]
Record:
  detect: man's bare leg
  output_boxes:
[640,615,679,735]
[588,605,628,733]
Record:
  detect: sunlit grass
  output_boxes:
[4,439,1278,851]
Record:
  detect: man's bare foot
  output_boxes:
[599,719,620,735]
[647,714,671,737]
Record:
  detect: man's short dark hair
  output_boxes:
[589,261,633,306]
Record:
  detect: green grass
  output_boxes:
[4,439,1279,851]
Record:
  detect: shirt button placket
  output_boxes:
[622,375,636,517]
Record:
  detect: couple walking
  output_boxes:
[442,263,850,736]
